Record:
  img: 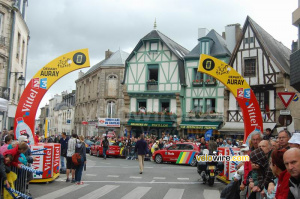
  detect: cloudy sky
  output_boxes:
[25,0,298,118]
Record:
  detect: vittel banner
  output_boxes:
[14,49,90,144]
[198,55,263,144]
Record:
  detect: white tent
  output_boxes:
[0,98,8,112]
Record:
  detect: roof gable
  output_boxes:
[229,16,291,74]
[123,30,189,85]
[185,29,231,59]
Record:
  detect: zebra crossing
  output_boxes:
[35,183,221,199]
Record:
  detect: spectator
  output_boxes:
[267,149,290,199]
[258,140,272,155]
[134,134,148,174]
[59,132,69,172]
[0,153,13,189]
[66,133,78,183]
[270,139,279,150]
[288,133,300,149]
[1,128,8,146]
[283,148,300,199]
[75,135,86,185]
[250,132,263,150]
[102,136,109,160]
[158,139,164,150]
[34,131,40,144]
[208,137,217,154]
[263,128,273,140]
[0,135,12,155]
[278,130,291,150]
[3,142,28,168]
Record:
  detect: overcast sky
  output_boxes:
[25,0,298,118]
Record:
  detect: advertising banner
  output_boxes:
[42,144,53,179]
[98,118,120,127]
[31,144,44,179]
[53,143,61,174]
[198,55,263,144]
[14,49,90,144]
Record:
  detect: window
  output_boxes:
[168,145,179,150]
[205,98,216,113]
[107,101,115,118]
[0,13,3,35]
[160,100,170,112]
[107,74,118,97]
[150,42,158,51]
[147,65,159,90]
[244,37,254,44]
[254,91,269,110]
[193,98,203,114]
[180,144,194,150]
[200,41,210,54]
[193,68,203,81]
[244,58,256,77]
[16,33,21,59]
[137,100,147,113]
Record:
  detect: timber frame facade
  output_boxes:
[222,16,299,134]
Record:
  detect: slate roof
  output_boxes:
[230,16,291,74]
[78,50,129,80]
[185,29,231,59]
[122,30,189,85]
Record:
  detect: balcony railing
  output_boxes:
[204,80,217,86]
[147,81,158,91]
[183,112,223,121]
[128,112,177,121]
[0,86,10,100]
[227,109,276,123]
[192,81,203,87]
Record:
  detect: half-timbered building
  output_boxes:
[222,16,299,135]
[123,29,189,138]
[182,29,232,138]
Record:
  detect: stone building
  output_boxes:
[75,50,129,137]
[0,0,29,130]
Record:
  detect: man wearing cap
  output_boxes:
[288,133,300,149]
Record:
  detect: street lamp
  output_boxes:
[10,72,25,86]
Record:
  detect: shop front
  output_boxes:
[180,121,222,139]
[127,119,177,138]
[97,118,121,137]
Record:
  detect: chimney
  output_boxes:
[225,23,242,53]
[78,70,84,79]
[105,49,113,60]
[198,28,209,40]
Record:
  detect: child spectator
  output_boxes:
[0,135,13,155]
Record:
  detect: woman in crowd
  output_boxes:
[75,135,86,185]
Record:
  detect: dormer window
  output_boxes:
[244,37,254,44]
[150,42,158,51]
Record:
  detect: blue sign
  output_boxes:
[293,94,299,101]
[205,129,213,141]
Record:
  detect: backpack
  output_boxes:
[72,153,81,166]
[72,140,82,166]
[103,140,109,148]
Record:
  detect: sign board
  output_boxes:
[98,118,120,127]
[277,92,295,108]
[198,55,263,145]
[280,110,291,115]
[14,49,90,144]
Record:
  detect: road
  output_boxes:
[29,154,226,199]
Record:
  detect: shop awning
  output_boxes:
[179,121,222,130]
[219,122,277,132]
[0,98,8,112]
[128,119,173,128]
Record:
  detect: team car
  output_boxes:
[152,142,200,166]
[90,140,120,157]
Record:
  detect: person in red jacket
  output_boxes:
[34,131,40,144]
[3,142,28,168]
[269,149,290,199]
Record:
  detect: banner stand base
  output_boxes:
[30,173,60,183]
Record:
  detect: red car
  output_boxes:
[90,141,120,157]
[152,142,200,166]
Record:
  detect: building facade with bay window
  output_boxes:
[74,49,129,137]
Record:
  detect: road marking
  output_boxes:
[130,176,142,179]
[121,187,151,199]
[177,178,189,180]
[153,177,166,180]
[107,175,119,178]
[35,184,88,199]
[86,174,97,176]
[82,180,203,184]
[203,189,220,199]
[78,185,119,199]
[163,188,184,199]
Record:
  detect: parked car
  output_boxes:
[85,139,95,153]
[152,142,200,166]
[90,140,120,157]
